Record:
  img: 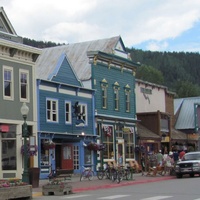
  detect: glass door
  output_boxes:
[116,140,124,166]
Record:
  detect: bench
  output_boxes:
[49,169,74,181]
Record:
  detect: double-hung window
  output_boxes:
[47,99,58,122]
[3,66,13,100]
[65,101,72,124]
[125,84,131,112]
[101,79,108,109]
[19,69,29,101]
[113,82,120,111]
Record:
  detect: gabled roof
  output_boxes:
[0,7,22,43]
[35,36,129,81]
[174,97,200,130]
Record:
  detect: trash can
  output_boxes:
[29,167,40,188]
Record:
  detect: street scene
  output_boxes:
[1,1,200,200]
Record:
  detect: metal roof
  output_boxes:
[35,36,122,80]
[174,97,200,130]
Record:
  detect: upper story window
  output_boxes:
[125,84,131,112]
[19,69,29,101]
[113,82,120,111]
[65,101,72,124]
[47,99,58,122]
[77,103,87,125]
[101,79,108,109]
[3,66,13,100]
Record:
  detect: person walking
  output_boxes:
[157,150,163,166]
[141,153,146,176]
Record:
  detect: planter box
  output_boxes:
[42,183,72,196]
[0,185,32,200]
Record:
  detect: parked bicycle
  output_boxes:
[80,166,94,181]
[97,164,112,180]
[120,165,132,180]
[110,166,123,184]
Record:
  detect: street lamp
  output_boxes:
[20,102,29,183]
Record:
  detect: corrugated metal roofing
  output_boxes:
[174,97,200,130]
[35,36,121,80]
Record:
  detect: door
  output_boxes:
[116,139,124,165]
[61,144,73,170]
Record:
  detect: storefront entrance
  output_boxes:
[116,139,124,165]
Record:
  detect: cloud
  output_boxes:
[2,0,200,51]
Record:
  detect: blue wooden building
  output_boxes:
[35,52,95,179]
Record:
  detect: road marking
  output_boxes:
[61,194,92,199]
[141,196,173,200]
[98,195,131,199]
[193,199,200,200]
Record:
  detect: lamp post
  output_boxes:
[20,102,29,183]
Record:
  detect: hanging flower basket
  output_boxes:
[21,143,38,156]
[87,142,105,151]
[43,141,56,150]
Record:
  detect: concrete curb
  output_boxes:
[32,176,175,197]
[73,176,175,193]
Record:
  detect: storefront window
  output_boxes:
[1,125,16,170]
[102,125,114,159]
[124,131,134,158]
[40,139,50,167]
[84,148,92,165]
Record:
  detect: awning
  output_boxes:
[171,128,187,140]
[137,123,160,140]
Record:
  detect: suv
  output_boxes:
[175,151,200,178]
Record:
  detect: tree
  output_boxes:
[175,81,200,98]
[136,65,164,85]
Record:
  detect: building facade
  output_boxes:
[0,7,41,179]
[35,51,96,178]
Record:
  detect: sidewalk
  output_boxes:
[32,173,175,198]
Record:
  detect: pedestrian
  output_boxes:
[141,153,146,176]
[173,149,179,164]
[157,150,163,166]
[179,149,185,160]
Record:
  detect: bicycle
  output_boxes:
[97,164,112,180]
[120,165,132,180]
[80,166,94,181]
[110,166,122,184]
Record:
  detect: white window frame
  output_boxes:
[46,99,58,122]
[65,101,72,124]
[3,66,14,100]
[114,88,119,111]
[77,103,88,125]
[102,85,107,109]
[125,90,130,112]
[19,69,29,102]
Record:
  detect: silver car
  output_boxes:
[175,151,200,178]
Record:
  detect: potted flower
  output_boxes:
[21,143,38,156]
[43,141,56,150]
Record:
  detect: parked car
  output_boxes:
[175,151,200,178]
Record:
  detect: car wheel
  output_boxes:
[190,174,194,177]
[176,173,182,178]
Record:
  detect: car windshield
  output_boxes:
[183,153,200,161]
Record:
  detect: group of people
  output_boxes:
[141,149,186,175]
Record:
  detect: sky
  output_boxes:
[1,0,200,52]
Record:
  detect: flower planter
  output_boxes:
[0,185,32,200]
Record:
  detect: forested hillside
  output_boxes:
[127,48,200,98]
[23,38,200,98]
